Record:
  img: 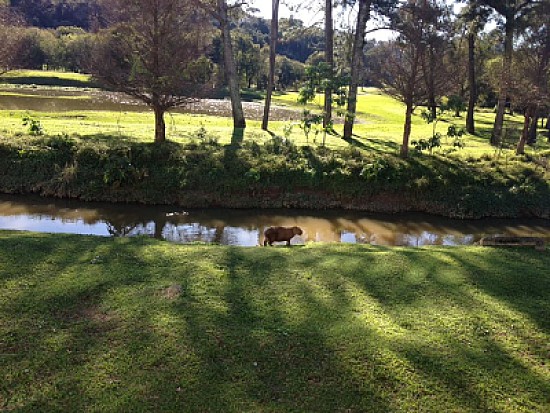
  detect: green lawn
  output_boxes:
[1,71,548,159]
[0,70,97,88]
[1,231,549,412]
[272,89,539,157]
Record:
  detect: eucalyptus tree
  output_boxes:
[478,0,542,146]
[343,0,370,141]
[521,5,549,145]
[458,0,491,134]
[91,0,211,143]
[324,0,335,128]
[342,0,399,141]
[512,9,549,153]
[419,0,453,120]
[191,0,247,129]
[261,0,280,131]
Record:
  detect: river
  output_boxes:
[0,194,548,247]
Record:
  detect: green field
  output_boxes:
[1,71,547,159]
[0,70,97,88]
[1,232,549,412]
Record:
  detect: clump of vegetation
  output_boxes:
[22,115,44,136]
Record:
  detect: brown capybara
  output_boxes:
[263,226,303,246]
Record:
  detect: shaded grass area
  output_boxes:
[0,231,549,412]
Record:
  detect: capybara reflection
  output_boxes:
[263,226,303,246]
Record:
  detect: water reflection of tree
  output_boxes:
[105,215,168,239]
[2,194,548,246]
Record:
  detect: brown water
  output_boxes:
[0,194,548,247]
[0,87,300,120]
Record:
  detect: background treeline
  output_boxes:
[1,0,317,91]
[0,0,534,110]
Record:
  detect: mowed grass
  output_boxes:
[0,231,549,412]
[272,89,541,157]
[1,70,548,157]
[0,70,96,88]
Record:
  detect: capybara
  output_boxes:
[263,226,303,246]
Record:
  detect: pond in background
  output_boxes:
[0,194,549,247]
[0,87,299,120]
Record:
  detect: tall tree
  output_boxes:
[0,5,24,74]
[90,0,210,143]
[371,0,434,157]
[324,0,334,129]
[478,0,540,146]
[459,0,490,134]
[419,0,452,120]
[524,3,549,146]
[192,0,247,129]
[261,0,280,131]
[343,0,398,141]
[343,0,370,140]
[512,7,549,154]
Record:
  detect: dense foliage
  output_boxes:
[8,0,105,30]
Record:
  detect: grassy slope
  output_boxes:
[272,89,539,157]
[1,231,549,412]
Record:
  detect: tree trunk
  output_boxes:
[427,47,437,120]
[262,0,279,131]
[323,0,334,129]
[219,0,246,129]
[527,112,538,145]
[516,106,533,155]
[491,16,514,146]
[466,31,476,134]
[401,101,413,158]
[343,0,370,140]
[154,105,166,143]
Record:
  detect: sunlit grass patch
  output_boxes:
[0,74,548,158]
[0,70,97,88]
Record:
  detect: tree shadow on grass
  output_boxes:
[445,247,550,334]
[230,127,244,148]
[294,246,550,411]
[343,135,400,153]
[168,247,393,412]
[2,238,549,411]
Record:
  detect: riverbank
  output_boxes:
[0,133,549,218]
[1,231,548,412]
